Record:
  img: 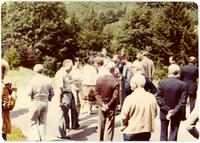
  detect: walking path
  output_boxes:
[11,87,197,141]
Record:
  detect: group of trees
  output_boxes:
[1,2,198,78]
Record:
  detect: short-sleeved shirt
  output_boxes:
[55,68,71,92]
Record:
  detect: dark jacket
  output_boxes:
[94,75,119,109]
[180,64,198,95]
[155,77,188,120]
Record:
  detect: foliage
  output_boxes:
[43,56,56,77]
[151,2,198,66]
[1,2,198,74]
[7,126,27,141]
[3,46,21,69]
[2,2,78,67]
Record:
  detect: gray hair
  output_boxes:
[33,64,44,73]
[131,61,143,71]
[130,74,146,88]
[168,64,180,76]
[63,59,73,67]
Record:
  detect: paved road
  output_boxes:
[11,87,197,141]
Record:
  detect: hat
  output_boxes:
[33,64,44,73]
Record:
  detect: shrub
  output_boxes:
[3,46,21,69]
[154,65,168,80]
[43,56,56,77]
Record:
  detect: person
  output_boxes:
[155,64,188,141]
[130,61,157,94]
[101,48,110,66]
[82,58,98,114]
[185,84,199,139]
[70,57,83,117]
[141,51,155,81]
[121,74,157,141]
[1,59,17,140]
[27,64,54,141]
[94,61,119,141]
[55,59,79,139]
[169,55,178,65]
[180,56,198,112]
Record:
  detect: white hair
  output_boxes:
[131,61,143,71]
[168,64,180,76]
[130,74,146,88]
[33,64,44,73]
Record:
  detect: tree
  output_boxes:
[2,2,78,71]
[151,2,198,66]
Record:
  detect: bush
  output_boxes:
[7,126,27,141]
[43,56,56,77]
[3,46,21,69]
[154,65,168,80]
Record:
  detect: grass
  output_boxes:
[4,67,56,88]
[7,126,27,141]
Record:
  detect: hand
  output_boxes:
[101,104,109,112]
[59,103,65,107]
[166,109,173,120]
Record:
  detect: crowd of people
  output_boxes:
[1,47,199,141]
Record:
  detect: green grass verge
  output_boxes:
[7,126,27,141]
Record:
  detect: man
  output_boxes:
[155,64,188,141]
[55,59,79,139]
[1,59,17,140]
[141,51,155,81]
[27,64,54,141]
[180,56,198,112]
[94,61,119,141]
[121,74,157,141]
[169,56,178,65]
[101,48,110,66]
[129,61,157,95]
[186,84,199,139]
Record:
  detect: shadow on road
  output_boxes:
[11,108,29,119]
[70,126,97,141]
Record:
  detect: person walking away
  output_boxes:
[121,74,157,141]
[27,64,54,141]
[94,61,119,141]
[180,56,198,112]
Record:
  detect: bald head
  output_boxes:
[188,56,197,64]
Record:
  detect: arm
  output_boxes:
[94,78,105,107]
[2,85,17,110]
[107,83,119,107]
[155,81,170,115]
[171,83,189,116]
[120,98,130,131]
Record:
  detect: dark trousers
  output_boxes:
[70,93,79,129]
[160,119,181,141]
[123,132,151,141]
[189,94,196,113]
[2,133,6,140]
[98,108,116,141]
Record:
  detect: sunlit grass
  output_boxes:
[7,126,27,141]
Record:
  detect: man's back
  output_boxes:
[180,64,198,94]
[156,76,188,120]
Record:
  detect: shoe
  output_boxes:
[57,136,71,140]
